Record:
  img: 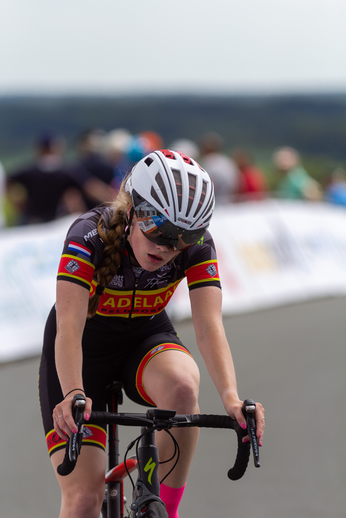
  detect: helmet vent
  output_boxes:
[186,174,196,217]
[145,157,154,167]
[155,173,169,205]
[150,186,164,208]
[203,196,214,220]
[172,169,182,211]
[193,180,207,218]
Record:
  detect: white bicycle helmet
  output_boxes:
[125,149,215,249]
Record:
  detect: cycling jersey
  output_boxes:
[57,207,221,325]
[40,206,221,456]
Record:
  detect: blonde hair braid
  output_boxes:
[88,187,132,318]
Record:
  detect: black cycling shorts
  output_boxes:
[39,306,192,456]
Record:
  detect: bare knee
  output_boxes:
[62,484,104,518]
[154,371,200,412]
[143,351,201,413]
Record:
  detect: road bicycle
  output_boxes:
[57,381,260,518]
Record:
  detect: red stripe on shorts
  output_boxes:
[135,343,192,406]
[46,424,107,456]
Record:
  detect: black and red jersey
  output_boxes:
[57,207,221,324]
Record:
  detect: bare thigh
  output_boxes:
[142,349,200,412]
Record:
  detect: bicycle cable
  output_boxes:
[158,429,180,485]
[123,426,181,489]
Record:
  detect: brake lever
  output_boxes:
[69,394,86,462]
[243,398,260,468]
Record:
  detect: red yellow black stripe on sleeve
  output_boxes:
[185,259,220,288]
[57,254,95,290]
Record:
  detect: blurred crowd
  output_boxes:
[1,128,345,228]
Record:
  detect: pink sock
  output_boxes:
[160,483,186,518]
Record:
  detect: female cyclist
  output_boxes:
[39,149,265,518]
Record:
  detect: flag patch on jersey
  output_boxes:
[67,241,92,259]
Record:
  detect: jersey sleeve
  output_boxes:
[57,210,104,291]
[184,231,221,291]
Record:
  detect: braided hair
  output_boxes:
[87,186,132,317]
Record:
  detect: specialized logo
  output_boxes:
[144,457,156,485]
[206,264,217,277]
[65,259,80,274]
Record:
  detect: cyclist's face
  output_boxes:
[127,217,180,271]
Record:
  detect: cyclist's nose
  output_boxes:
[155,243,176,252]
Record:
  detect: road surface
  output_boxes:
[1,296,345,517]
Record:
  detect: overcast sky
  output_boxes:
[1,0,346,95]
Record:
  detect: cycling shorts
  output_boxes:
[39,306,192,456]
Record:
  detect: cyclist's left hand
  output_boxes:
[228,400,265,446]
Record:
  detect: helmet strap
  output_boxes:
[125,207,135,236]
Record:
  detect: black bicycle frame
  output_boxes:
[105,382,123,518]
[105,382,163,518]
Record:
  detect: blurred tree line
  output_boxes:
[1,93,345,187]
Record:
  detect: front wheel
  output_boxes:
[144,500,169,518]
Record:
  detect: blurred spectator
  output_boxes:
[232,148,269,200]
[103,129,165,192]
[198,132,240,204]
[71,129,117,210]
[325,168,346,207]
[0,160,6,227]
[140,131,164,153]
[169,139,200,160]
[126,130,164,164]
[6,134,85,225]
[272,146,322,201]
[103,128,132,191]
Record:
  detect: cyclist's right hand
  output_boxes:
[53,392,92,440]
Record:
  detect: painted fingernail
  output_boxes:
[242,437,249,443]
[241,422,247,430]
[85,414,90,421]
[259,440,263,447]
[72,428,78,434]
[259,432,262,438]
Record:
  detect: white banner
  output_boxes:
[0,215,76,363]
[1,201,346,362]
[169,200,346,320]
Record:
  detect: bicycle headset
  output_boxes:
[124,149,215,251]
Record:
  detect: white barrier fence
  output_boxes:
[1,200,346,363]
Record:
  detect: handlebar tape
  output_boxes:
[57,448,77,476]
[185,414,250,481]
[227,436,251,480]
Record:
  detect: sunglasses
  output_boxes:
[133,202,206,251]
